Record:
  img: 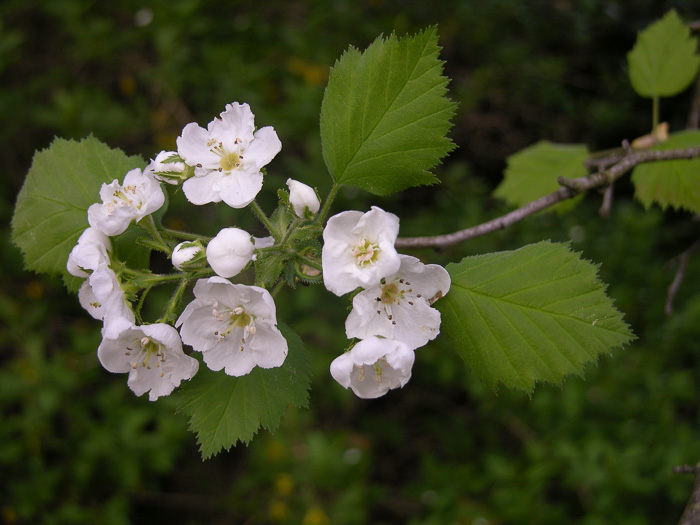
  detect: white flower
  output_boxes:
[177,102,281,208]
[97,317,199,401]
[321,206,401,296]
[286,178,320,217]
[330,337,415,399]
[206,228,254,278]
[172,241,204,270]
[87,167,165,236]
[346,255,450,349]
[146,150,188,185]
[67,227,111,277]
[77,264,134,338]
[176,277,288,376]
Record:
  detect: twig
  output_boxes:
[396,146,700,249]
[676,461,700,525]
[665,236,700,316]
[599,185,614,218]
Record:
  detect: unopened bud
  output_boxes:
[172,241,205,270]
[286,178,320,218]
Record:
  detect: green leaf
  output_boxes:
[320,26,456,195]
[11,136,145,283]
[627,9,700,98]
[437,241,634,392]
[494,141,588,212]
[631,130,700,213]
[176,323,310,459]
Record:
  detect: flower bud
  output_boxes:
[286,178,320,217]
[147,150,190,185]
[172,241,205,270]
[206,228,254,278]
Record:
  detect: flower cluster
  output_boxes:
[322,207,450,398]
[66,99,446,407]
[67,102,295,401]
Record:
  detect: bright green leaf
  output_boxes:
[627,9,700,98]
[176,323,310,459]
[437,241,634,392]
[494,141,588,213]
[320,26,456,195]
[631,130,700,213]
[11,136,145,283]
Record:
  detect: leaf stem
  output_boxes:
[652,96,660,131]
[317,183,340,225]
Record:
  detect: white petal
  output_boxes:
[218,171,263,209]
[245,126,282,170]
[182,171,224,205]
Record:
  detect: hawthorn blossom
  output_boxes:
[87,167,165,236]
[67,227,111,278]
[146,150,188,185]
[330,337,415,399]
[176,277,287,376]
[321,206,401,296]
[172,241,204,270]
[177,102,281,208]
[286,178,320,217]
[77,264,134,338]
[98,317,199,401]
[345,255,451,349]
[206,227,254,278]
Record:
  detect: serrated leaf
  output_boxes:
[176,323,310,459]
[627,10,700,98]
[494,141,588,212]
[437,241,634,391]
[11,136,145,282]
[320,26,456,196]
[631,130,700,213]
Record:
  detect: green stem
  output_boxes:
[250,200,277,238]
[317,183,340,225]
[270,279,285,298]
[158,278,190,324]
[162,228,210,242]
[652,96,659,131]
[140,215,171,256]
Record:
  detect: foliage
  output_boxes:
[320,26,456,195]
[627,9,700,99]
[439,241,634,391]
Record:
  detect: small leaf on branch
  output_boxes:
[627,9,700,99]
[320,26,456,195]
[437,241,635,391]
[494,141,588,212]
[631,130,700,213]
[176,323,310,459]
[11,136,146,288]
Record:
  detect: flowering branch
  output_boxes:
[396,146,700,249]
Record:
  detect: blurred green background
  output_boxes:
[3,1,700,523]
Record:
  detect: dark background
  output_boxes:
[3,1,700,523]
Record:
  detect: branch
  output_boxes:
[396,146,700,249]
[665,235,700,316]
[676,461,700,525]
